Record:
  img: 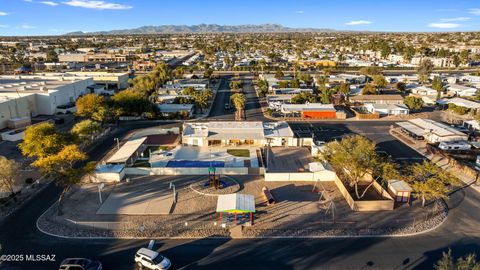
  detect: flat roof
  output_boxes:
[106,137,146,164]
[396,122,426,137]
[95,164,125,173]
[216,193,255,213]
[282,103,336,112]
[444,97,480,109]
[408,118,466,138]
[0,75,92,94]
[351,94,404,101]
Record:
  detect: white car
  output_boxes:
[135,248,171,270]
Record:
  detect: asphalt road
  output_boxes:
[207,76,235,120]
[1,176,479,270]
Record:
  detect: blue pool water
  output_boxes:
[166,160,225,168]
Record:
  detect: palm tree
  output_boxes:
[230,93,247,120]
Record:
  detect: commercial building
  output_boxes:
[396,118,468,143]
[0,75,93,129]
[280,103,344,119]
[182,121,295,147]
[65,71,129,90]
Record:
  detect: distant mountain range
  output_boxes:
[65,24,338,35]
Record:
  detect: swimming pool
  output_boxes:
[166,160,225,168]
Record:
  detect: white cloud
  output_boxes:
[63,0,132,10]
[24,0,33,2]
[295,10,304,14]
[0,25,9,28]
[20,23,36,29]
[345,20,372,26]
[428,23,461,29]
[0,12,8,16]
[440,17,471,22]
[40,1,59,6]
[469,8,480,15]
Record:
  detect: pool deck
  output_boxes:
[149,146,260,168]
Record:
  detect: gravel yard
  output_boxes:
[38,175,448,238]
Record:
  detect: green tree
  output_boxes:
[453,55,461,68]
[75,94,107,122]
[319,87,336,104]
[290,79,300,88]
[112,89,157,117]
[404,96,424,110]
[432,76,444,100]
[274,70,284,80]
[230,93,247,120]
[33,144,88,215]
[359,66,383,76]
[362,83,377,95]
[395,82,406,92]
[0,156,20,200]
[19,122,68,159]
[321,135,398,199]
[403,45,416,62]
[407,161,461,207]
[71,120,101,140]
[338,82,351,95]
[435,249,480,270]
[291,92,317,104]
[257,79,269,97]
[417,59,434,84]
[372,74,388,89]
[46,47,58,62]
[460,50,469,65]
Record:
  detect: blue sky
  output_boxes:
[1,0,480,35]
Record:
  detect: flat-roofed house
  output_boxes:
[447,84,477,97]
[396,118,468,143]
[350,94,404,105]
[182,121,295,147]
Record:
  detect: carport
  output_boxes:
[216,194,255,225]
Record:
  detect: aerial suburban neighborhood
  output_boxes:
[2,0,480,269]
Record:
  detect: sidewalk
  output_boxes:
[390,128,480,194]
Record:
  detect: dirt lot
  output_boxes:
[38,175,446,238]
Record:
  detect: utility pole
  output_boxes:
[114,138,120,150]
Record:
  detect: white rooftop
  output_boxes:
[408,118,466,137]
[216,193,256,213]
[106,137,146,164]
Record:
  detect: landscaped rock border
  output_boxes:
[37,199,448,239]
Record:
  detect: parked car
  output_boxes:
[53,117,65,124]
[59,258,102,270]
[135,248,171,270]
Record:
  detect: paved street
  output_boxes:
[1,176,479,269]
[207,76,235,120]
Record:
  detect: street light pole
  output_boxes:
[114,138,120,150]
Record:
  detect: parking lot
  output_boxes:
[288,121,425,162]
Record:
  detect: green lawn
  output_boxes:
[227,149,250,157]
[132,160,151,167]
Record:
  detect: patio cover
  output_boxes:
[216,194,256,214]
[106,137,146,164]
